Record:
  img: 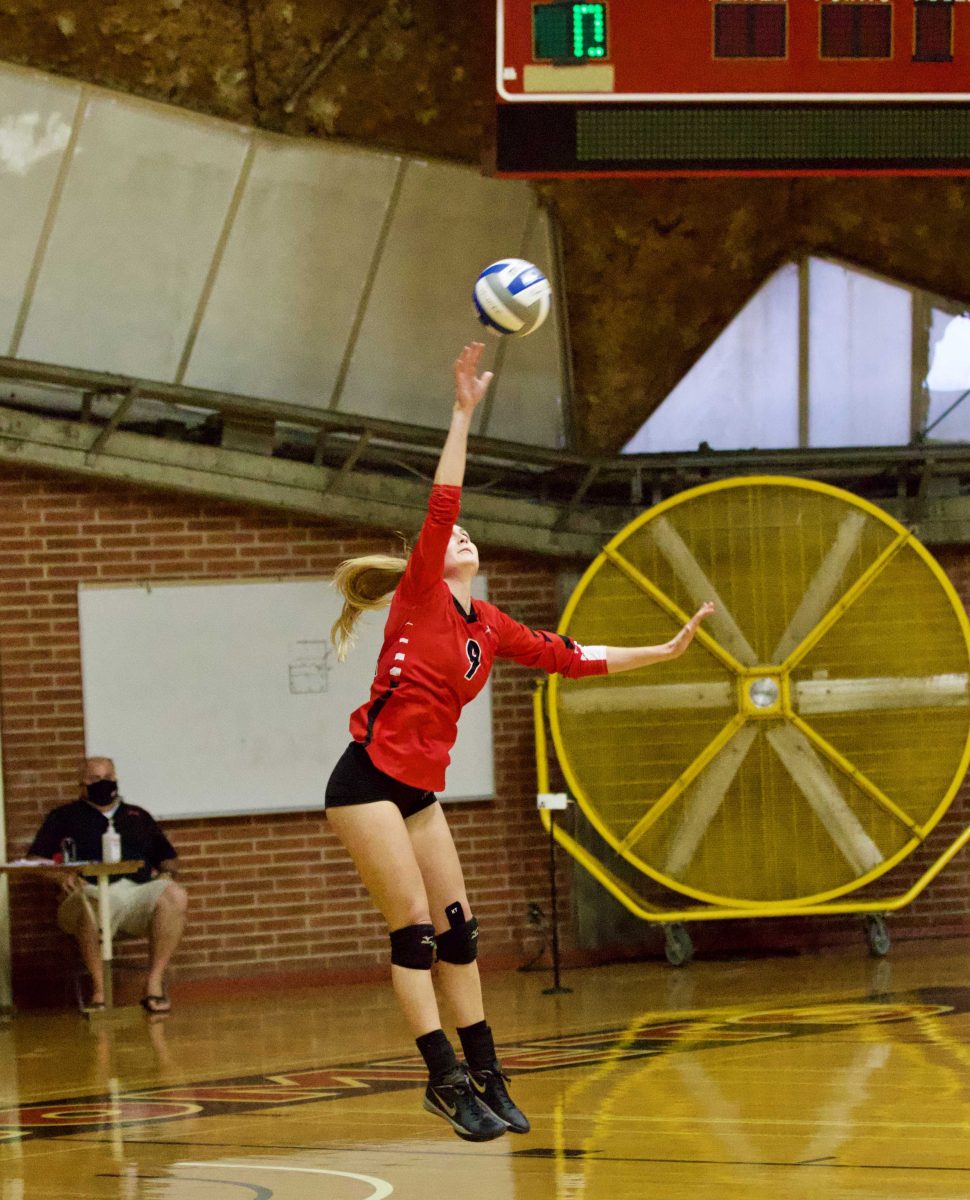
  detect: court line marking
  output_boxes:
[509,1156,970,1174]
[176,1161,393,1198]
[76,1134,525,1160]
[100,1177,271,1199]
[97,1138,970,1173]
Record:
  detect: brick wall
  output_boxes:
[0,466,560,1007]
[3,466,969,1007]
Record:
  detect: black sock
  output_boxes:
[416,1029,459,1082]
[457,1020,497,1071]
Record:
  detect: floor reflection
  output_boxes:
[1,941,969,1199]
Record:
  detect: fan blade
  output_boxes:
[772,511,867,663]
[559,681,735,715]
[796,673,969,714]
[650,517,759,666]
[664,724,759,876]
[767,724,884,874]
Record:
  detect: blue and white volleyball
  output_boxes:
[473,259,551,338]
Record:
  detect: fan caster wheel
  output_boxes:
[663,923,694,967]
[864,914,891,958]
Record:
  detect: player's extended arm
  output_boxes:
[397,344,494,602]
[603,602,715,674]
[434,342,493,488]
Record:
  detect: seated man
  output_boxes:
[27,756,188,1014]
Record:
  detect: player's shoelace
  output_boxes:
[467,1064,531,1134]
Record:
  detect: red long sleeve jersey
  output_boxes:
[348,484,608,792]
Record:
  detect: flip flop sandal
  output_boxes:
[140,995,171,1015]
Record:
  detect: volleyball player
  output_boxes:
[325,342,714,1142]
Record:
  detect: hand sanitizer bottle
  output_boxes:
[101,819,122,864]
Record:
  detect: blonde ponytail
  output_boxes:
[330,554,408,661]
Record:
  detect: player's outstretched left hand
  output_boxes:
[667,601,715,659]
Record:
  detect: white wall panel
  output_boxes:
[0,69,79,352]
[338,159,540,431]
[18,94,249,380]
[183,138,400,405]
[0,63,567,448]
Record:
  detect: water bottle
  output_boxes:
[101,819,122,864]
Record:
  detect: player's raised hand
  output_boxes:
[453,342,493,415]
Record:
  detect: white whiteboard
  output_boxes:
[77,576,494,819]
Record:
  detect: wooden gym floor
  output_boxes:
[2,936,969,1200]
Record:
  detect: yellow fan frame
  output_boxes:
[547,475,970,911]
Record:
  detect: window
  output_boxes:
[806,259,911,447]
[620,258,945,455]
[714,3,787,59]
[622,264,801,454]
[914,0,952,62]
[924,310,970,440]
[820,3,892,59]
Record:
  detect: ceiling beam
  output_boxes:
[0,403,609,559]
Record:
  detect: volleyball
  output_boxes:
[473,258,551,338]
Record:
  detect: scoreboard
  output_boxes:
[495,0,970,176]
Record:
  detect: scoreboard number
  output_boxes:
[532,2,609,63]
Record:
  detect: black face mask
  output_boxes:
[86,779,118,807]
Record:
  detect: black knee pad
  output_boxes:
[390,923,436,970]
[436,916,479,965]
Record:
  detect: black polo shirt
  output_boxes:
[28,800,177,884]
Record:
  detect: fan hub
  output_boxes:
[741,673,784,718]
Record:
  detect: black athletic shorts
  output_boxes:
[325,741,438,819]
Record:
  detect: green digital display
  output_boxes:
[533,2,608,63]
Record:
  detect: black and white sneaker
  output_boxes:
[424,1067,508,1142]
[468,1064,531,1133]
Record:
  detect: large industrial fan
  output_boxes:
[536,477,970,962]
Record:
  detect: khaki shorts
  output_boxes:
[58,877,173,939]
